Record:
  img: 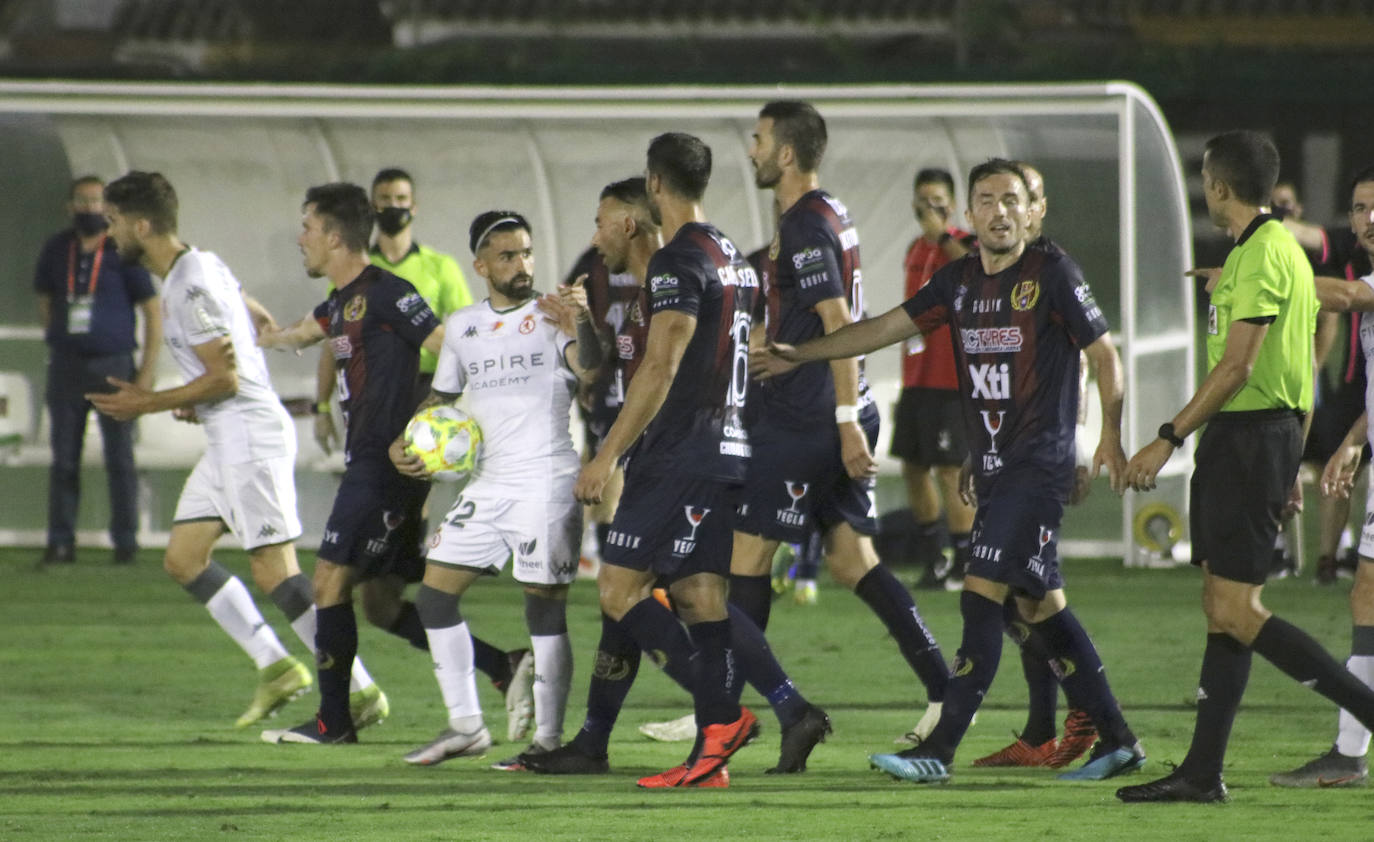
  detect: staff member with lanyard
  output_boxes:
[34,175,160,566]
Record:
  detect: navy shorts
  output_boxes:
[967,478,1066,600]
[602,468,736,583]
[1191,409,1303,585]
[890,386,969,467]
[735,409,879,544]
[319,457,430,582]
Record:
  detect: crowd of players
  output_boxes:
[40,99,1374,799]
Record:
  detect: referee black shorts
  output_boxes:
[1190,409,1303,585]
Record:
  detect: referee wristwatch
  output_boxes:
[1157,422,1185,449]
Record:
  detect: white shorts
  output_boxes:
[173,453,302,551]
[426,492,582,586]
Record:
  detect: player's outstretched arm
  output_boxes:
[1316,276,1374,312]
[750,304,917,379]
[257,312,326,351]
[815,296,877,479]
[1083,333,1126,495]
[1321,412,1368,499]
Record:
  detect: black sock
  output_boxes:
[572,613,641,757]
[314,603,357,731]
[471,636,509,685]
[1032,608,1135,750]
[921,591,1003,762]
[729,573,774,632]
[1002,600,1057,745]
[1178,632,1251,782]
[687,618,741,726]
[854,565,948,702]
[385,600,430,651]
[619,597,698,690]
[1252,615,1374,731]
[914,516,948,569]
[728,603,808,728]
[950,531,972,575]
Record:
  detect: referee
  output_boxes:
[1121,130,1374,803]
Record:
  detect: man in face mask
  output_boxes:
[33,174,161,566]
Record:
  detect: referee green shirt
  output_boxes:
[1206,214,1316,413]
[369,242,473,374]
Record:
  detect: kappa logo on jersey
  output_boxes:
[462,324,478,338]
[792,247,823,270]
[344,294,367,322]
[184,286,206,301]
[969,362,1011,400]
[776,482,809,527]
[961,326,1023,354]
[1010,279,1040,312]
[605,528,642,550]
[519,314,536,335]
[395,291,424,314]
[980,410,1006,472]
[673,506,711,556]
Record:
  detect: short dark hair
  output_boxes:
[647,133,712,202]
[70,175,103,198]
[469,210,531,254]
[1349,166,1374,202]
[371,167,413,191]
[1204,131,1280,207]
[601,176,657,231]
[914,167,955,194]
[759,100,827,173]
[104,171,178,234]
[304,183,373,253]
[966,158,1028,199]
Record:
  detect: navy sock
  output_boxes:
[728,603,808,728]
[572,613,641,757]
[471,636,509,685]
[314,603,357,731]
[795,531,823,580]
[687,618,741,726]
[729,573,774,632]
[921,591,1003,762]
[1032,608,1135,750]
[1178,632,1251,782]
[619,596,698,687]
[914,516,948,569]
[854,565,948,702]
[386,600,430,651]
[1252,615,1374,731]
[1002,599,1057,745]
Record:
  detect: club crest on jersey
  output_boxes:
[673,506,711,556]
[776,482,808,526]
[519,314,537,334]
[1010,279,1040,312]
[344,294,367,322]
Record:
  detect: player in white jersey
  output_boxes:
[391,210,603,768]
[89,171,388,732]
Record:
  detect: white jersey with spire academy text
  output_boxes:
[161,248,294,463]
[432,297,580,501]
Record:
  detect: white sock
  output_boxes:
[286,604,374,693]
[426,620,482,727]
[1336,654,1374,757]
[205,576,289,669]
[531,633,573,746]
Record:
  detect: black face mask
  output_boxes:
[376,206,412,236]
[73,212,107,236]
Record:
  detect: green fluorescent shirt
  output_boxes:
[369,242,473,374]
[1206,215,1316,413]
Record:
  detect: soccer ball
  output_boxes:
[404,405,482,483]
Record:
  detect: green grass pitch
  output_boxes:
[3,548,1371,841]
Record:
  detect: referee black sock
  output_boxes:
[729,573,774,632]
[1178,632,1251,783]
[1032,608,1136,750]
[854,565,949,702]
[1002,600,1058,745]
[314,603,358,732]
[688,618,741,726]
[385,600,430,651]
[1251,615,1374,731]
[920,591,1003,763]
[471,636,510,685]
[572,613,641,757]
[728,602,809,728]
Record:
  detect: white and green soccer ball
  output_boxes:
[404,405,482,483]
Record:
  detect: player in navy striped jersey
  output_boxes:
[734,101,951,744]
[755,159,1144,784]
